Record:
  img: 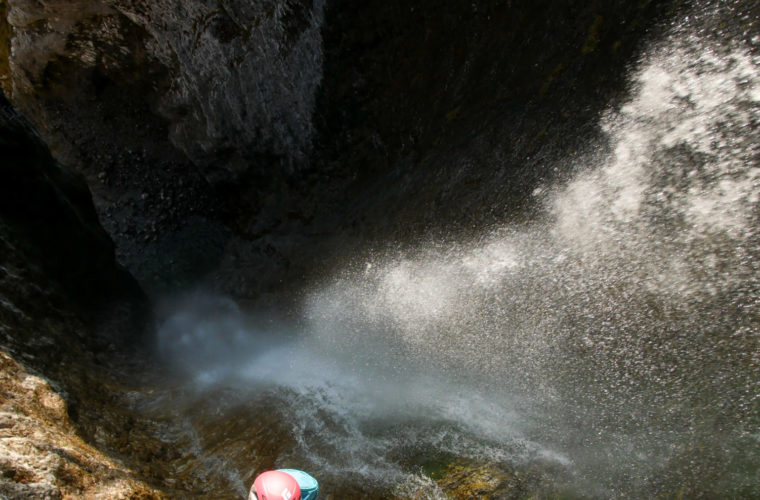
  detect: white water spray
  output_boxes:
[157,10,760,497]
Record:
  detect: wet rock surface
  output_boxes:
[0,93,149,342]
[0,0,758,498]
[314,0,679,235]
[433,461,550,499]
[2,0,327,299]
[0,351,165,499]
[0,0,689,300]
[4,0,324,170]
[0,95,323,498]
[0,95,163,497]
[0,95,275,498]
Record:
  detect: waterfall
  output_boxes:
[157,4,759,497]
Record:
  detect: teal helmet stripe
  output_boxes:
[277,469,318,500]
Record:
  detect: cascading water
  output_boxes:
[157,5,759,497]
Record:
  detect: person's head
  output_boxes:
[249,470,301,500]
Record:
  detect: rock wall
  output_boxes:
[0,0,696,299]
[5,0,324,171]
[311,0,682,244]
[0,1,10,95]
[1,1,758,497]
[0,94,163,497]
[0,352,165,499]
[2,0,325,299]
[0,93,149,336]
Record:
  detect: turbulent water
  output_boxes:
[158,6,760,498]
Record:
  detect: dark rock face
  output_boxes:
[0,94,163,497]
[0,0,758,498]
[0,97,305,498]
[312,0,681,241]
[5,0,324,171]
[2,0,326,298]
[0,93,149,343]
[0,0,686,300]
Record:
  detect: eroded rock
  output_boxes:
[5,0,324,170]
[0,351,165,499]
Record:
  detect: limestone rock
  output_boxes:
[0,92,164,498]
[4,0,325,171]
[0,92,150,341]
[0,350,165,499]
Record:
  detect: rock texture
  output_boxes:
[5,0,324,171]
[0,0,689,301]
[0,1,10,95]
[4,0,756,301]
[0,94,162,497]
[2,0,326,298]
[0,94,306,498]
[0,92,149,339]
[0,351,164,499]
[434,461,553,499]
[0,1,758,498]
[312,0,682,243]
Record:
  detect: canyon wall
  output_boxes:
[2,0,325,298]
[0,94,160,497]
[0,0,692,301]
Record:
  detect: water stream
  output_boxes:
[157,7,759,498]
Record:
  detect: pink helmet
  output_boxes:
[249,470,301,500]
